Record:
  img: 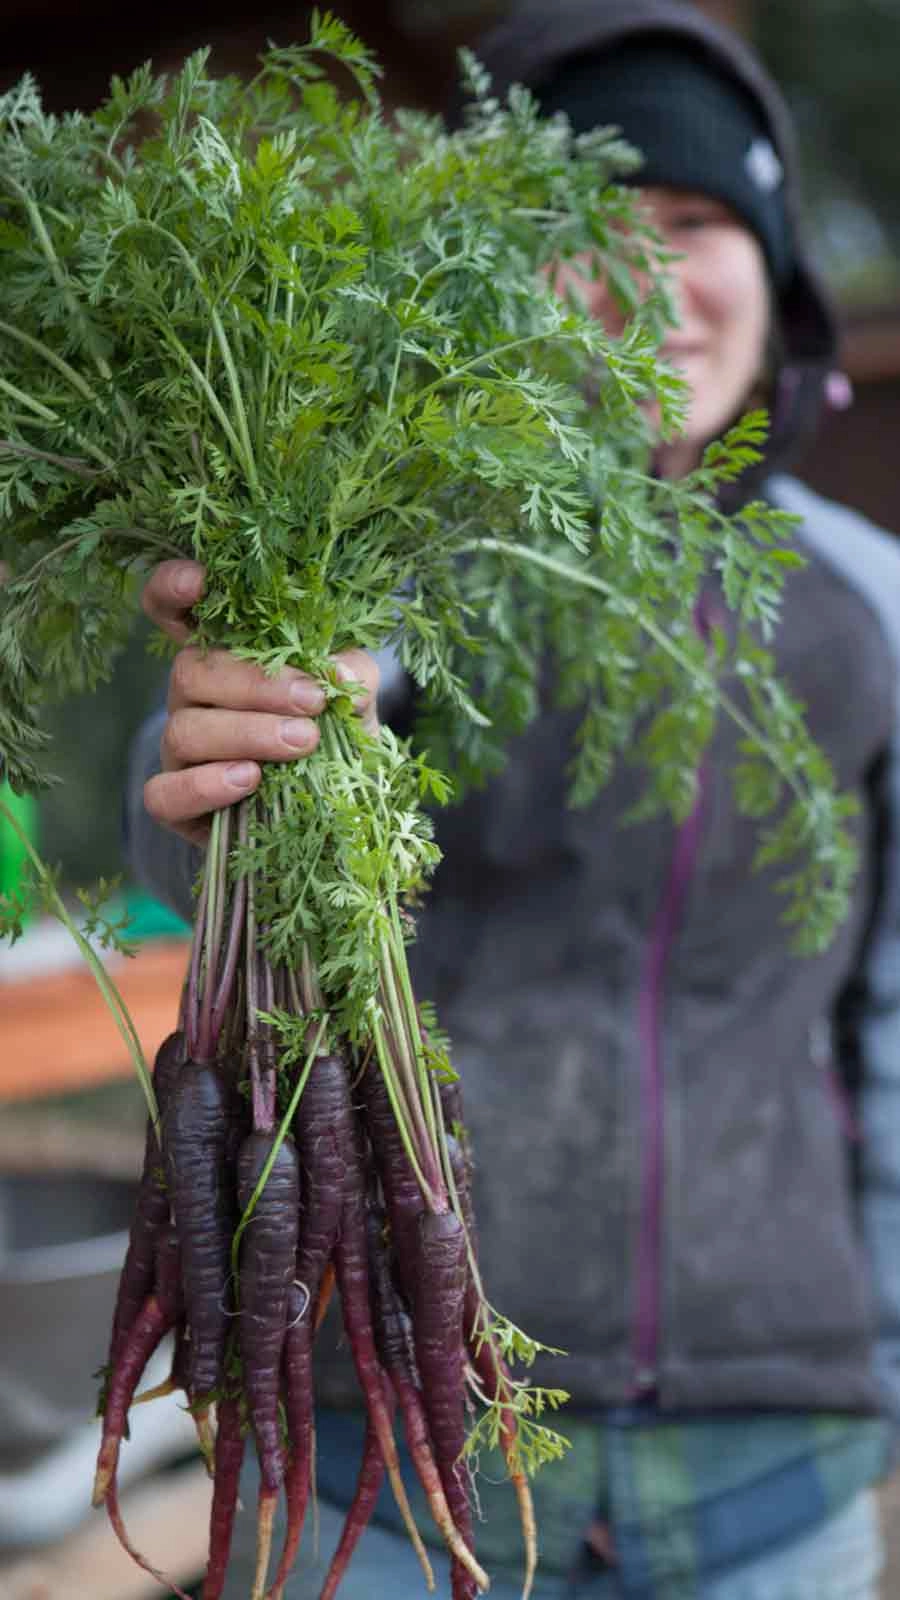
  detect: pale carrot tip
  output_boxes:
[385,1458,435,1591]
[105,1480,194,1600]
[133,1376,177,1405]
[91,1450,116,1507]
[251,1488,278,1600]
[195,1408,216,1475]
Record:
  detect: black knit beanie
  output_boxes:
[537,39,794,288]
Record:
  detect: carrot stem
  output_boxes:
[371,1013,440,1211]
[230,1014,328,1284]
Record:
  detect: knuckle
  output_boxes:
[168,646,198,705]
[179,767,211,816]
[162,709,192,766]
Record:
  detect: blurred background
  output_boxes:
[1,2,899,1595]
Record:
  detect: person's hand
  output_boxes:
[140,559,380,845]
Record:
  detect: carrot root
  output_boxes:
[334,1219,435,1592]
[251,1485,278,1600]
[469,1332,537,1599]
[267,1322,314,1599]
[103,1476,193,1600]
[132,1375,178,1405]
[202,1394,246,1600]
[317,1394,391,1600]
[92,1292,174,1506]
[393,1371,489,1591]
[195,1404,217,1476]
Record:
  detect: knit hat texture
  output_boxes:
[537,38,793,287]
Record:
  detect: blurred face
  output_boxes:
[552,188,772,476]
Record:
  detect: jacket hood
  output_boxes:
[450,0,838,479]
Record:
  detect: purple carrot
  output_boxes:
[411,1209,476,1599]
[100,1029,184,1399]
[202,1392,247,1600]
[333,1137,434,1591]
[367,1205,487,1588]
[267,1054,365,1599]
[104,1475,193,1600]
[267,1284,317,1600]
[93,1223,182,1506]
[237,1130,300,1495]
[162,1057,235,1402]
[317,1389,395,1600]
[359,1061,427,1307]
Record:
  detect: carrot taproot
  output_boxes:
[358,1061,427,1305]
[92,1224,182,1507]
[267,1054,357,1599]
[100,1028,185,1406]
[162,1057,235,1402]
[368,1205,489,1591]
[317,1393,393,1600]
[202,1392,247,1600]
[410,1209,476,1599]
[333,1156,435,1592]
[446,1121,537,1599]
[267,1283,316,1600]
[104,1476,194,1600]
[236,1129,301,1598]
[237,1130,300,1493]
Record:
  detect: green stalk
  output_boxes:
[196,808,228,1062]
[0,440,101,478]
[255,273,281,458]
[0,793,156,1125]
[10,526,182,595]
[157,324,254,481]
[0,320,105,408]
[0,376,118,473]
[109,220,259,495]
[371,1011,441,1211]
[386,899,440,1155]
[377,939,440,1191]
[2,177,140,439]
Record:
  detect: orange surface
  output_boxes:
[0,941,190,1100]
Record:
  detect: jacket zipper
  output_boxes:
[632,597,714,1396]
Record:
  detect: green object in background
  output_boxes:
[0,781,37,908]
[121,886,191,943]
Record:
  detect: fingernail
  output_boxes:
[281,717,316,749]
[225,761,258,788]
[290,679,326,713]
[333,659,354,686]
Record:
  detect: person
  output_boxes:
[125,2,900,1594]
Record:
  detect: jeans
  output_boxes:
[227,1464,883,1600]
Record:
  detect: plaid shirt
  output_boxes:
[449,1406,890,1595]
[318,1404,889,1596]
